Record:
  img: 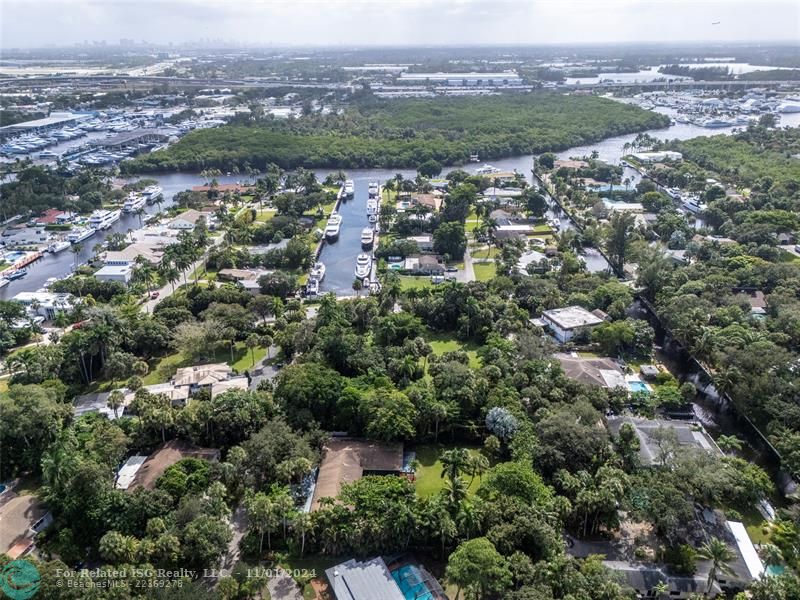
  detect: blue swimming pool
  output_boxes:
[391,564,434,600]
[628,380,650,393]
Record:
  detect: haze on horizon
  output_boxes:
[1,0,798,50]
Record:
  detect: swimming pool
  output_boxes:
[628,380,650,393]
[391,564,434,600]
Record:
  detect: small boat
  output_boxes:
[0,278,9,289]
[360,228,374,248]
[343,180,355,197]
[368,214,378,224]
[368,181,379,197]
[366,199,378,215]
[354,253,372,279]
[5,270,26,281]
[309,262,326,282]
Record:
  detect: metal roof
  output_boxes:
[325,558,405,600]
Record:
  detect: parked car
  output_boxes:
[150,291,160,299]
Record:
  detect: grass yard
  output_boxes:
[254,209,277,223]
[532,223,553,234]
[465,219,482,232]
[399,275,433,290]
[473,262,497,281]
[472,246,499,259]
[425,331,480,369]
[413,444,486,498]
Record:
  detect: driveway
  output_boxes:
[248,345,281,390]
[460,246,476,282]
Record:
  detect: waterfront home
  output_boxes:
[94,264,133,284]
[410,192,444,212]
[404,234,434,252]
[540,305,604,343]
[12,291,75,320]
[167,209,215,230]
[104,242,164,267]
[403,254,445,275]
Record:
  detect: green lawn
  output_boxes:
[414,444,486,498]
[472,246,499,259]
[473,262,497,281]
[465,219,482,232]
[143,344,269,385]
[254,209,277,223]
[532,223,553,233]
[399,275,433,290]
[426,331,480,369]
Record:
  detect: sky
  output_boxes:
[1,0,798,49]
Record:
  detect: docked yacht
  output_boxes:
[360,228,374,248]
[368,214,378,224]
[700,118,732,128]
[476,164,501,175]
[67,227,97,244]
[88,209,121,230]
[681,194,706,214]
[5,270,26,281]
[343,180,355,198]
[368,181,379,197]
[48,240,71,253]
[309,262,326,282]
[366,199,379,215]
[354,253,372,279]
[123,193,146,213]
[324,213,342,241]
[305,279,320,297]
[141,185,163,203]
[0,278,9,289]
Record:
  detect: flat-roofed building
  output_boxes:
[94,264,133,284]
[541,305,604,343]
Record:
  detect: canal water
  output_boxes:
[5,108,800,298]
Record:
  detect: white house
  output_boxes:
[12,292,75,320]
[167,209,215,231]
[541,305,604,343]
[94,264,133,284]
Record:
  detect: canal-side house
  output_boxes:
[12,291,76,320]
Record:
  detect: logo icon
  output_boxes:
[1,560,40,600]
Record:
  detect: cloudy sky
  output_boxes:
[1,0,798,48]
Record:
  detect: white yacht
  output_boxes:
[88,209,121,230]
[682,195,706,214]
[0,278,9,289]
[343,180,355,197]
[141,185,163,203]
[476,164,501,175]
[324,213,342,241]
[366,199,378,215]
[47,240,71,253]
[67,227,97,244]
[354,253,372,279]
[368,214,378,224]
[368,181,379,197]
[700,118,732,128]
[305,279,320,297]
[360,228,374,248]
[122,193,146,213]
[309,262,326,282]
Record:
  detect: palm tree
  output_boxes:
[107,390,125,419]
[352,278,363,297]
[71,243,83,269]
[245,334,260,367]
[293,512,312,558]
[440,448,470,482]
[697,537,735,595]
[467,453,489,485]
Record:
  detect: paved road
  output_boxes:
[219,505,248,577]
[248,345,281,390]
[461,246,476,282]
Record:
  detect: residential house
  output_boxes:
[167,209,215,230]
[541,305,604,343]
[125,440,220,491]
[555,354,627,389]
[104,242,164,267]
[410,192,443,212]
[403,254,445,275]
[12,291,75,320]
[35,209,72,225]
[94,264,133,284]
[172,363,242,396]
[606,416,721,467]
[404,235,434,252]
[326,558,405,600]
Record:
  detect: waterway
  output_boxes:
[5,108,800,299]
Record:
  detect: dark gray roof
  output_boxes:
[325,558,405,600]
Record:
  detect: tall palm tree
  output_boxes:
[440,448,470,482]
[697,537,735,595]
